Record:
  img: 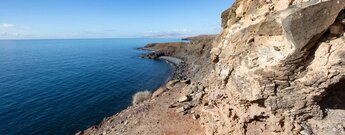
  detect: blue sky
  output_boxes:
[0,0,234,39]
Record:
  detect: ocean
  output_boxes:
[0,38,180,135]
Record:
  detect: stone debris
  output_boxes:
[192,114,200,120]
[177,96,191,103]
[166,80,180,90]
[181,79,191,85]
[168,102,179,108]
[176,107,185,113]
[174,82,205,115]
[152,87,166,98]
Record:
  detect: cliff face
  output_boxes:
[200,0,345,134]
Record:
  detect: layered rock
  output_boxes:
[201,0,345,134]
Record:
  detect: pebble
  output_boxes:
[188,85,198,95]
[181,79,191,84]
[178,95,190,102]
[197,85,205,91]
[166,80,179,90]
[204,105,215,110]
[183,104,191,110]
[329,23,344,35]
[193,114,200,120]
[194,92,203,101]
[176,107,185,113]
[188,100,200,107]
[168,104,176,108]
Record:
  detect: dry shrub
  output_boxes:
[132,90,152,105]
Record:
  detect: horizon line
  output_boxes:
[0,37,187,41]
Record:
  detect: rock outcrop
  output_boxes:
[140,42,188,59]
[79,0,345,134]
[141,35,215,80]
[202,0,345,134]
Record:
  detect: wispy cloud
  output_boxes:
[67,29,121,38]
[0,32,19,36]
[0,23,18,39]
[178,28,192,33]
[144,29,195,38]
[144,33,195,38]
[0,23,36,39]
[0,23,15,29]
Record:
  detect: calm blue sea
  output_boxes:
[0,38,180,135]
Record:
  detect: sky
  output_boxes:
[0,0,234,39]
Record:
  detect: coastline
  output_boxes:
[158,56,183,66]
[78,35,215,135]
[138,47,186,80]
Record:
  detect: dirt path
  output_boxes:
[77,83,204,135]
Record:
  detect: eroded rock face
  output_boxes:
[202,0,345,134]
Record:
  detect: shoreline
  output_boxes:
[139,49,186,80]
[158,56,188,81]
[158,56,184,66]
[78,35,215,135]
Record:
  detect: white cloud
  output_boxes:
[0,23,15,29]
[176,28,191,33]
[0,24,33,39]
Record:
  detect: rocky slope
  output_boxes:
[79,0,345,134]
[77,81,205,135]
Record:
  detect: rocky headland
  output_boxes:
[138,35,215,80]
[79,0,345,134]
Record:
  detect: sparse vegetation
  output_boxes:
[132,90,152,105]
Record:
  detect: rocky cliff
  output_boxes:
[205,0,345,134]
[79,0,345,134]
